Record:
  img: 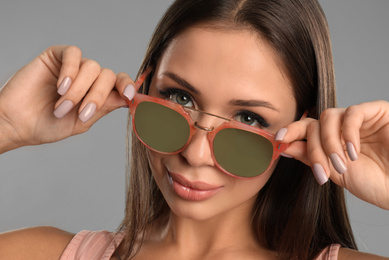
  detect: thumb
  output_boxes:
[116,68,151,102]
[281,140,309,166]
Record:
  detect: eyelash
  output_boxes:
[158,88,196,108]
[157,87,270,128]
[234,110,270,128]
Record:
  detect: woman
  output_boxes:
[0,0,388,259]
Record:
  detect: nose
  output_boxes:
[181,120,215,168]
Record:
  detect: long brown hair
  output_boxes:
[119,1,357,259]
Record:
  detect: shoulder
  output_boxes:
[338,247,389,260]
[0,226,74,260]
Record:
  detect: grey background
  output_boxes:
[0,0,388,256]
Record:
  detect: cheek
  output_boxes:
[148,148,280,191]
[147,146,280,210]
[147,149,176,200]
[207,160,279,217]
[233,158,278,196]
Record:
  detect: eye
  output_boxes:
[158,88,195,108]
[234,110,270,128]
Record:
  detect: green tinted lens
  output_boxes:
[213,128,273,178]
[134,101,190,153]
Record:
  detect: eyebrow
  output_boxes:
[162,71,279,112]
[229,99,279,112]
[163,71,200,95]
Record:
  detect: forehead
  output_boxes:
[162,26,286,76]
[155,26,296,117]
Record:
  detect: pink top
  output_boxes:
[60,230,124,260]
[60,230,340,259]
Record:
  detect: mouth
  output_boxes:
[167,171,223,201]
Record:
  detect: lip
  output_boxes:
[167,171,223,201]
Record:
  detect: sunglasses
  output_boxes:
[127,69,289,179]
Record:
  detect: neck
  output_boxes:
[158,198,261,257]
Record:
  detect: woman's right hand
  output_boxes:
[0,45,134,153]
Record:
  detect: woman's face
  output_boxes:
[147,26,296,221]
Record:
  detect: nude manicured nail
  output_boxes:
[123,84,135,101]
[54,100,74,119]
[79,103,97,123]
[313,163,328,185]
[330,153,347,174]
[58,77,72,96]
[346,142,358,161]
[275,128,288,141]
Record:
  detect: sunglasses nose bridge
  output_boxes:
[193,122,214,132]
[186,108,228,134]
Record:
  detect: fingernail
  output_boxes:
[346,142,358,161]
[54,100,74,119]
[330,153,347,174]
[123,84,135,100]
[281,152,293,158]
[58,77,72,95]
[313,163,328,185]
[275,128,288,141]
[79,103,97,123]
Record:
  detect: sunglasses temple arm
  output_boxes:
[300,110,308,120]
[274,142,289,158]
[134,67,152,90]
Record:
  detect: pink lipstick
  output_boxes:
[168,172,223,201]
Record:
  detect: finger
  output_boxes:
[78,68,118,123]
[281,140,309,165]
[116,72,136,101]
[305,120,331,185]
[342,100,389,161]
[275,118,332,185]
[54,59,101,119]
[117,68,152,101]
[75,90,126,129]
[275,118,315,164]
[342,106,363,161]
[275,117,317,143]
[52,45,82,95]
[319,108,348,174]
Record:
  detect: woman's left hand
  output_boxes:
[277,100,389,209]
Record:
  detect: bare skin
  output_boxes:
[0,28,389,259]
[0,227,74,260]
[135,27,293,259]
